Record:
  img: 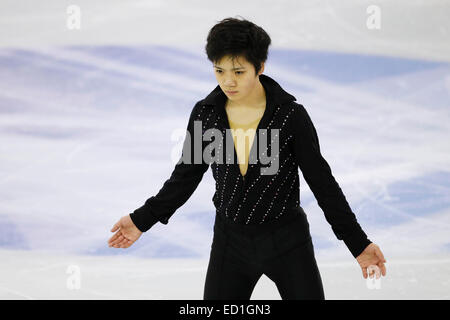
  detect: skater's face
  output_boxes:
[213,55,264,103]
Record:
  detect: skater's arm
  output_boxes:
[129,101,210,232]
[290,103,372,258]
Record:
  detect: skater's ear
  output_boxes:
[257,62,265,76]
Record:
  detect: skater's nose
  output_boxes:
[224,77,236,87]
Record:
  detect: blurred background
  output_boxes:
[0,0,449,299]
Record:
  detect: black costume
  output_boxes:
[130,74,371,299]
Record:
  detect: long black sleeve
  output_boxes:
[291,103,372,258]
[129,102,209,232]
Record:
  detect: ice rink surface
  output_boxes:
[0,0,449,299]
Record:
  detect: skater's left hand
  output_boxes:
[356,243,387,279]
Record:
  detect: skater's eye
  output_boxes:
[215,69,244,75]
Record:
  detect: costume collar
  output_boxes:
[202,73,296,129]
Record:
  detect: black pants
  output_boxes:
[203,207,325,300]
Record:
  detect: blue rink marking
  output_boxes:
[354,170,450,227]
[269,48,444,83]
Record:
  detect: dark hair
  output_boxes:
[205,16,271,75]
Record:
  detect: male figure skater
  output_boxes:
[108,17,387,300]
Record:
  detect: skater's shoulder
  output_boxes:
[188,98,213,120]
[287,100,306,111]
[285,101,310,119]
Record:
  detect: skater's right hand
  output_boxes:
[108,215,142,249]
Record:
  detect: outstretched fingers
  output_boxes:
[109,231,134,248]
[108,230,121,245]
[109,231,125,247]
[378,261,387,276]
[361,266,368,279]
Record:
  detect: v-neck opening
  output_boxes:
[224,104,267,181]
